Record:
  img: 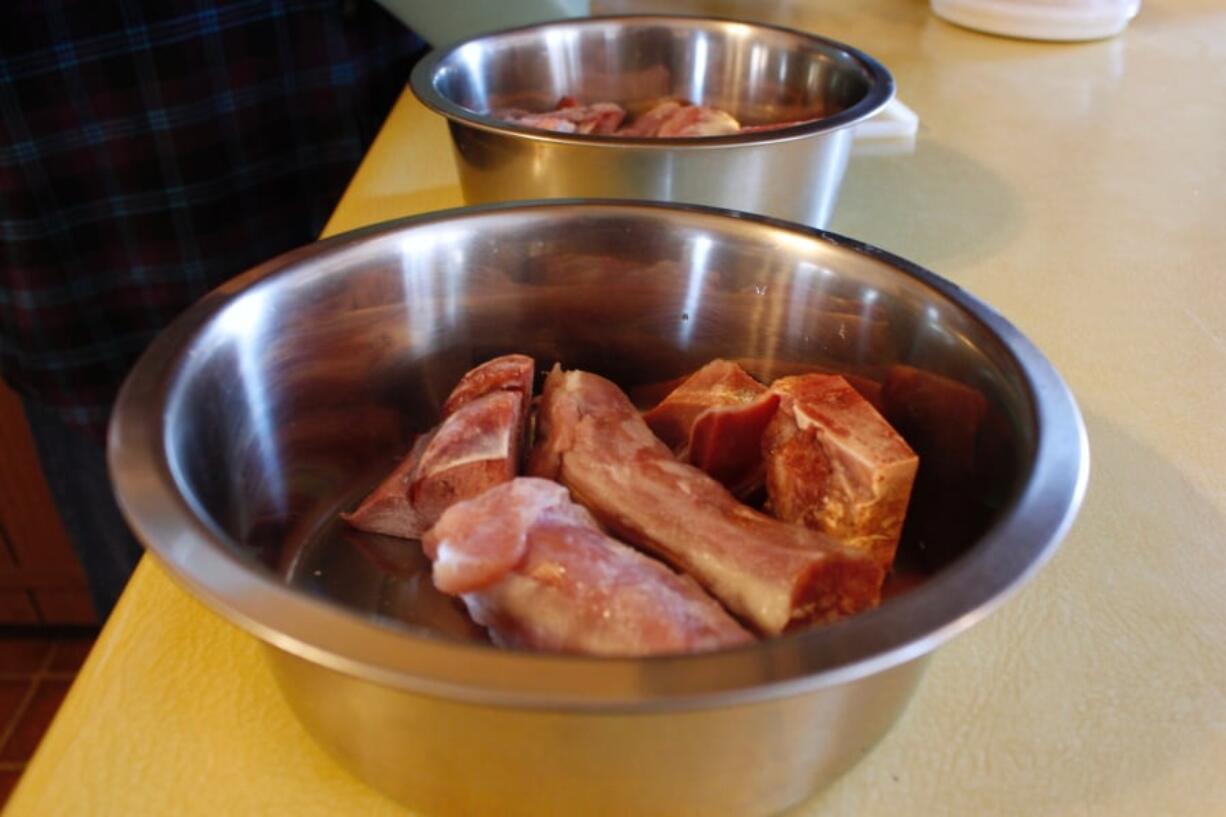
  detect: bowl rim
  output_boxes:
[408,13,896,149]
[108,200,1089,712]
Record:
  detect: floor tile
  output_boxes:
[0,639,52,676]
[47,637,95,674]
[0,679,69,763]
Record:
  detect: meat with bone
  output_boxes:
[342,354,534,539]
[762,374,919,571]
[422,478,754,655]
[642,359,779,494]
[529,366,883,635]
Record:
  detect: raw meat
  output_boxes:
[342,355,534,539]
[339,432,435,539]
[422,478,753,655]
[615,99,741,137]
[529,365,883,635]
[762,374,919,571]
[495,101,626,135]
[408,390,525,527]
[642,359,779,493]
[495,97,741,138]
[442,353,535,417]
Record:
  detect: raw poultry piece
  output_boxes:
[342,355,534,539]
[762,374,919,571]
[642,359,779,494]
[422,478,754,655]
[529,366,883,636]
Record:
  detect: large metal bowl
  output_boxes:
[109,201,1087,817]
[410,16,893,228]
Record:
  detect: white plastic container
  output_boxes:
[930,0,1140,41]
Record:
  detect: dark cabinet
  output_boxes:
[0,381,97,625]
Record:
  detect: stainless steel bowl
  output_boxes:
[410,16,893,228]
[109,201,1087,817]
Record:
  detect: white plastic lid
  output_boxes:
[930,0,1140,41]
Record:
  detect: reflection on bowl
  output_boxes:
[110,201,1087,817]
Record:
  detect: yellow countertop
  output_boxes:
[8,1,1226,814]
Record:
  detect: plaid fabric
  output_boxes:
[0,0,425,436]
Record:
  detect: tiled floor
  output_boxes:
[0,629,97,807]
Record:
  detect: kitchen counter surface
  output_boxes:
[7,1,1225,814]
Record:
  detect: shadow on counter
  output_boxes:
[830,138,1022,275]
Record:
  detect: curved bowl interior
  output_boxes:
[109,201,1086,708]
[418,16,888,132]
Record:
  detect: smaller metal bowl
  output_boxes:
[410,15,893,227]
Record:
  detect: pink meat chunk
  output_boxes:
[441,353,534,418]
[686,393,779,494]
[493,97,828,140]
[495,102,627,135]
[643,360,766,448]
[616,100,741,137]
[642,360,780,493]
[339,432,434,539]
[343,355,534,539]
[422,478,754,655]
[497,109,581,134]
[529,366,883,636]
[408,390,524,529]
[762,374,919,571]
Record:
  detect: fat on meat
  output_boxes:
[422,478,753,655]
[442,353,535,417]
[529,365,883,635]
[762,374,919,571]
[342,355,534,539]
